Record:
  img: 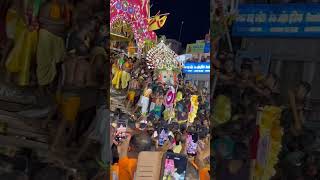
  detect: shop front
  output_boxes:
[233,3,320,103]
[183,62,210,90]
[231,4,320,179]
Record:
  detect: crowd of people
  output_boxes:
[1,1,318,180]
[212,52,318,180]
[109,50,211,179]
[0,0,111,179]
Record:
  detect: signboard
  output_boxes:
[196,40,206,44]
[183,62,210,74]
[204,42,210,53]
[232,4,320,37]
[186,43,206,54]
[189,53,210,62]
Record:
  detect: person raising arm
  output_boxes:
[116,132,152,180]
[195,139,210,180]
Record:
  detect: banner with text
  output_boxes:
[183,62,210,74]
[186,43,206,54]
[232,4,320,37]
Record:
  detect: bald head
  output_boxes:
[129,132,152,153]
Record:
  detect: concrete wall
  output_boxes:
[243,38,320,62]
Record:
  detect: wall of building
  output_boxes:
[243,38,320,62]
[242,38,320,100]
[185,74,210,89]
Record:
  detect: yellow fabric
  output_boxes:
[112,64,118,75]
[121,71,131,89]
[163,109,175,121]
[128,41,135,56]
[143,88,152,97]
[213,95,231,125]
[5,9,18,40]
[112,69,131,89]
[176,91,183,102]
[148,15,167,31]
[50,1,62,19]
[188,95,198,123]
[37,29,65,86]
[173,144,182,153]
[124,62,133,70]
[254,106,283,180]
[178,120,188,124]
[128,91,135,102]
[59,96,80,123]
[112,69,122,89]
[255,73,265,82]
[5,19,38,86]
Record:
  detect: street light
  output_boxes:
[178,21,184,42]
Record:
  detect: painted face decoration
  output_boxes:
[159,71,175,85]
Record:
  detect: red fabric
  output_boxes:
[188,102,191,112]
[250,126,260,159]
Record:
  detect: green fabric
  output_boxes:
[97,159,109,170]
[33,0,43,17]
[119,58,125,65]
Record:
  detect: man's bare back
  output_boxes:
[62,56,94,88]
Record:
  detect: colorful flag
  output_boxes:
[148,15,167,31]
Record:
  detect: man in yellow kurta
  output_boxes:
[36,0,68,87]
[5,0,39,86]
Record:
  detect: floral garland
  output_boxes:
[188,95,199,123]
[254,106,283,180]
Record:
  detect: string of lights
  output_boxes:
[146,40,179,71]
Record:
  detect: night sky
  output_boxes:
[150,0,210,47]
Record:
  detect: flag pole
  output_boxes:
[178,21,184,42]
[149,3,152,19]
[149,13,170,18]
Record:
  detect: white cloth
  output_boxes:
[88,106,109,164]
[149,102,155,111]
[153,131,158,138]
[137,96,142,107]
[140,96,150,114]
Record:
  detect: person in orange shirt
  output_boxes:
[195,138,210,180]
[177,133,210,180]
[112,132,152,180]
